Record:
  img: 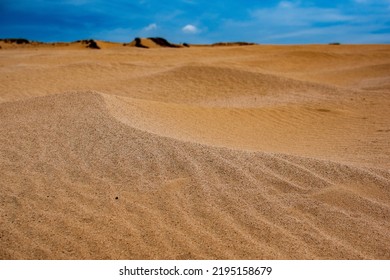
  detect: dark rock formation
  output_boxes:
[212,42,255,47]
[0,38,30,44]
[134,37,148,48]
[148,37,179,48]
[74,39,101,49]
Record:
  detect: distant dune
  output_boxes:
[0,37,256,49]
[127,37,184,48]
[0,38,125,50]
[0,43,389,259]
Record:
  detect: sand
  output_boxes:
[0,43,389,259]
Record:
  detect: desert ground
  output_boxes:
[0,40,389,259]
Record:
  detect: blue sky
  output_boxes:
[1,0,389,44]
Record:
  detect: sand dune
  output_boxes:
[127,37,181,48]
[104,93,389,168]
[0,44,389,259]
[124,65,346,105]
[0,39,124,50]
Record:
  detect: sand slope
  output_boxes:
[0,45,389,259]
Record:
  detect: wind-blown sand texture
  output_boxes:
[0,44,389,259]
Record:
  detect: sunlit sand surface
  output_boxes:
[1,42,389,259]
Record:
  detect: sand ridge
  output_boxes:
[0,44,389,259]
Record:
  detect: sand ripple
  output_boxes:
[1,92,389,259]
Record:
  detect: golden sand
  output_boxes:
[0,43,389,259]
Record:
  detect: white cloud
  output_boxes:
[250,3,354,27]
[278,1,295,8]
[214,0,389,44]
[182,24,199,34]
[265,23,390,44]
[144,23,157,31]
